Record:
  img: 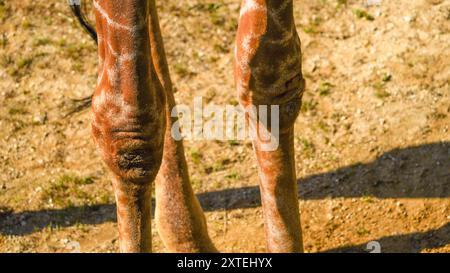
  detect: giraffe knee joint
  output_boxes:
[113,143,163,184]
[92,124,164,185]
[116,149,158,182]
[241,73,305,133]
[276,74,305,132]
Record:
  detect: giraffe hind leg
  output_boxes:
[147,1,217,253]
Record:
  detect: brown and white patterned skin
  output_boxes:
[234,0,305,252]
[92,0,165,252]
[90,0,304,253]
[147,0,217,252]
[92,0,216,253]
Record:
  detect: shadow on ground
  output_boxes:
[325,221,450,253]
[199,141,449,211]
[1,142,449,252]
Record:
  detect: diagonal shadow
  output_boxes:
[1,142,449,238]
[0,204,116,236]
[324,221,450,253]
[198,141,450,210]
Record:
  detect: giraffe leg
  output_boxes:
[91,0,165,253]
[235,0,305,252]
[154,95,217,253]
[147,1,217,253]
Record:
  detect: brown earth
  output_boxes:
[0,0,449,253]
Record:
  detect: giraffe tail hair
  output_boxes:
[68,0,98,44]
[65,1,97,116]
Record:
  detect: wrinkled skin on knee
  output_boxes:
[92,115,165,185]
[234,0,305,132]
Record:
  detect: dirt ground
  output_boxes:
[0,0,449,253]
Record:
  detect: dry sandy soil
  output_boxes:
[0,0,449,253]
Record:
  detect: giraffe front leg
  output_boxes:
[92,0,166,253]
[235,0,304,252]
